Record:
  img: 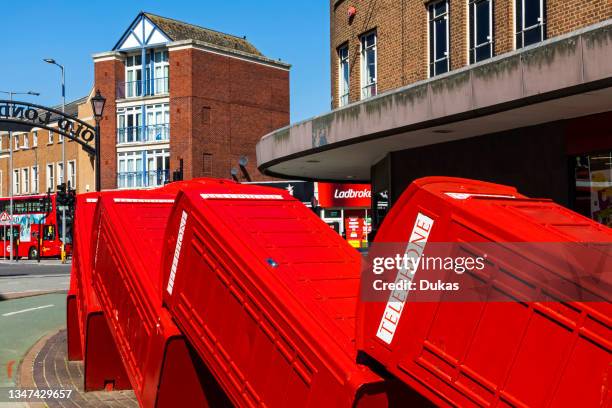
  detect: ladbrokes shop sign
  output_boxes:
[318,183,371,208]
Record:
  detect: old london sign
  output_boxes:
[0,100,96,155]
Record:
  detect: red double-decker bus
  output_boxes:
[0,193,71,260]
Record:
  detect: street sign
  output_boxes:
[0,211,11,224]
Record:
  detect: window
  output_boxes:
[429,0,450,77]
[43,225,55,241]
[68,160,76,189]
[151,50,169,95]
[13,135,19,150]
[516,0,546,48]
[469,0,493,63]
[117,151,144,188]
[47,164,55,192]
[125,54,143,97]
[32,131,38,147]
[58,132,63,143]
[117,106,143,143]
[117,149,170,188]
[22,168,29,194]
[57,162,64,186]
[22,133,29,149]
[31,166,39,194]
[145,103,170,142]
[338,44,350,107]
[13,169,20,195]
[48,130,54,144]
[145,149,170,187]
[360,31,377,99]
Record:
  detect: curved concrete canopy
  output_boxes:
[257,21,612,182]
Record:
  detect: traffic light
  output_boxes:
[67,188,76,214]
[56,183,67,206]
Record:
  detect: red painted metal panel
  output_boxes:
[357,177,612,407]
[161,181,386,407]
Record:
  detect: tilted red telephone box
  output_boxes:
[160,181,387,407]
[66,191,130,391]
[357,177,612,407]
[67,192,98,360]
[90,183,231,408]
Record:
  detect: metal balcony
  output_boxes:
[116,77,169,99]
[117,169,170,189]
[117,124,169,144]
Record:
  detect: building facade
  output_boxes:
[330,0,611,108]
[93,12,290,190]
[0,93,96,197]
[257,1,612,233]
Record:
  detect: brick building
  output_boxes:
[258,1,612,231]
[93,12,290,190]
[0,93,96,197]
[329,0,611,108]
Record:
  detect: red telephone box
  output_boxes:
[357,177,612,407]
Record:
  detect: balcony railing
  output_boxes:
[117,124,169,144]
[116,77,169,99]
[361,82,377,99]
[117,169,170,189]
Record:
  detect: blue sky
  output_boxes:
[0,1,330,122]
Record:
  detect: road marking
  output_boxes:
[2,304,54,317]
[6,360,14,379]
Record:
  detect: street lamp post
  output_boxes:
[44,58,67,262]
[0,90,40,261]
[90,90,106,192]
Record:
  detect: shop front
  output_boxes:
[317,183,371,249]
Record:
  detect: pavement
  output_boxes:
[22,330,138,408]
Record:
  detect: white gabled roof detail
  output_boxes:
[114,13,171,51]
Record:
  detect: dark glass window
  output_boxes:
[469,0,493,63]
[43,225,55,241]
[429,1,449,76]
[516,0,546,48]
[4,197,52,215]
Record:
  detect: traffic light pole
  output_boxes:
[39,190,51,263]
[61,198,66,263]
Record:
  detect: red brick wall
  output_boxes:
[94,57,123,190]
[169,47,289,181]
[330,0,612,109]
